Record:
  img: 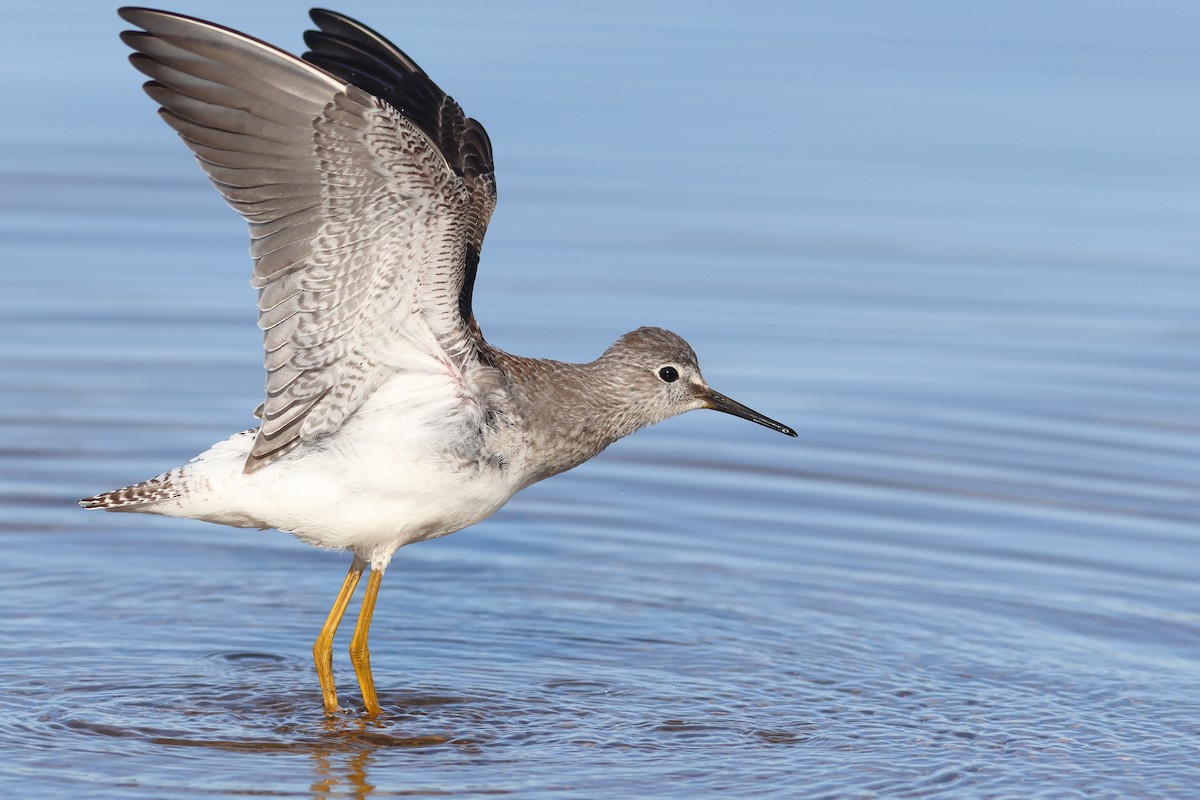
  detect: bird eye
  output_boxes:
[658,366,679,383]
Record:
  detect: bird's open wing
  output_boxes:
[302,9,497,341]
[118,8,499,472]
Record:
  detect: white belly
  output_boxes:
[141,377,520,570]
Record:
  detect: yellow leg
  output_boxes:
[313,555,367,714]
[349,568,384,716]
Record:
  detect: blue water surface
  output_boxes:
[1,1,1198,797]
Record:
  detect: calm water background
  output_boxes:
[2,1,1198,797]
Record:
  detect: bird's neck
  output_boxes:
[489,353,648,489]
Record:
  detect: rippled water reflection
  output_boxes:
[2,1,1199,797]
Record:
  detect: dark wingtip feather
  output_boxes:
[117,7,155,26]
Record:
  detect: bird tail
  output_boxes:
[79,469,184,511]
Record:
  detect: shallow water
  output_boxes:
[3,1,1199,797]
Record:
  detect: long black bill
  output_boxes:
[703,390,797,437]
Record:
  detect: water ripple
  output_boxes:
[4,0,1200,797]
